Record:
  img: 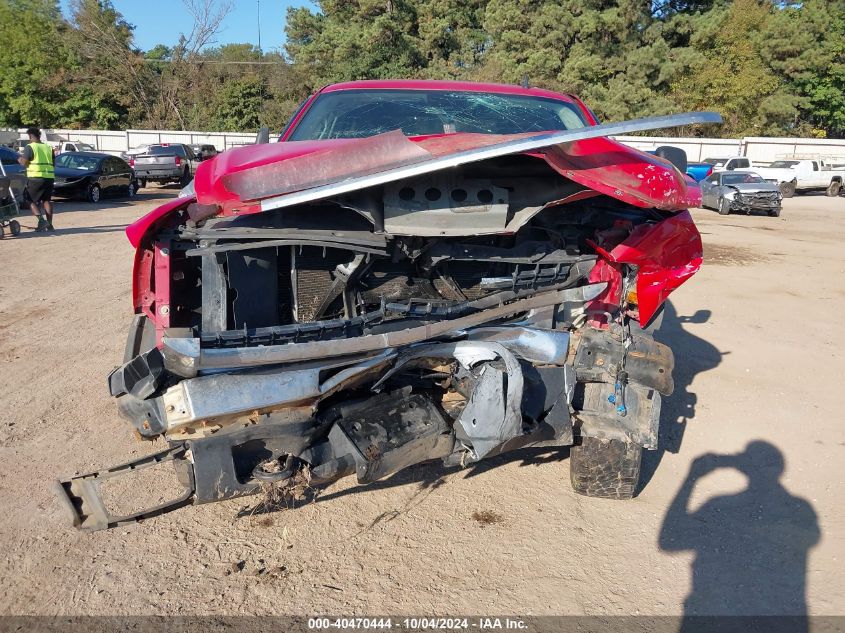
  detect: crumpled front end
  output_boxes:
[58,122,706,531]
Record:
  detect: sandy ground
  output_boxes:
[0,189,843,617]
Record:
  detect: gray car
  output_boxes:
[700,171,783,216]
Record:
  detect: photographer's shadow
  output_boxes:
[659,442,820,631]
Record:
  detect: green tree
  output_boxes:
[285,0,425,90]
[758,0,845,136]
[0,0,72,127]
[207,76,268,130]
[68,0,155,128]
[481,0,678,121]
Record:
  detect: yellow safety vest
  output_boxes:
[26,142,55,179]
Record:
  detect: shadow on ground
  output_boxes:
[10,224,128,238]
[660,441,820,631]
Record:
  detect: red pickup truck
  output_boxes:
[58,80,719,530]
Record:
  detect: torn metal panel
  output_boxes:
[371,340,501,391]
[454,343,524,461]
[159,351,395,431]
[466,327,570,365]
[370,340,526,462]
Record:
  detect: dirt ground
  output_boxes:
[0,189,843,617]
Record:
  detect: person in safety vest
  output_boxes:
[18,127,55,232]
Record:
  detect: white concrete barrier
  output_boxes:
[613,135,845,165]
[8,127,845,165]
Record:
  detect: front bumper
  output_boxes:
[53,179,89,198]
[729,195,781,211]
[134,167,182,181]
[58,316,673,531]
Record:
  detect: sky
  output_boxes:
[60,0,316,53]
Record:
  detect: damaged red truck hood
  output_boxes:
[192,130,699,215]
[128,111,720,247]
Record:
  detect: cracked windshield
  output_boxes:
[288,89,588,140]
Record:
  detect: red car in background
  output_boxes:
[58,80,719,530]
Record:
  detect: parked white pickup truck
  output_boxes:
[702,156,845,197]
[753,159,845,197]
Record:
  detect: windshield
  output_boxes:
[769,160,799,168]
[288,89,588,140]
[76,143,95,151]
[722,173,765,185]
[55,154,101,171]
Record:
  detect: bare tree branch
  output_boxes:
[182,0,234,59]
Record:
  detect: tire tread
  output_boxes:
[570,437,641,500]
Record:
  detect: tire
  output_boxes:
[826,181,841,197]
[779,181,796,198]
[86,183,101,203]
[718,197,731,215]
[769,207,781,217]
[139,178,147,189]
[9,220,21,236]
[0,224,4,239]
[126,181,137,198]
[570,437,642,500]
[179,168,192,187]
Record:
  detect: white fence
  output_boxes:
[612,135,845,164]
[6,128,260,154]
[5,127,845,163]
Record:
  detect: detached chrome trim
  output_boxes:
[162,283,605,375]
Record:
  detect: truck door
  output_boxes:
[810,161,823,187]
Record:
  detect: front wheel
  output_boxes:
[780,181,796,198]
[9,220,21,236]
[769,206,782,217]
[86,184,101,203]
[826,181,841,197]
[718,197,731,215]
[126,181,138,198]
[570,437,642,500]
[138,178,147,189]
[179,168,192,187]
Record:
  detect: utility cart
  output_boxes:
[0,162,22,238]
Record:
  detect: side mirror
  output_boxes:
[255,126,270,145]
